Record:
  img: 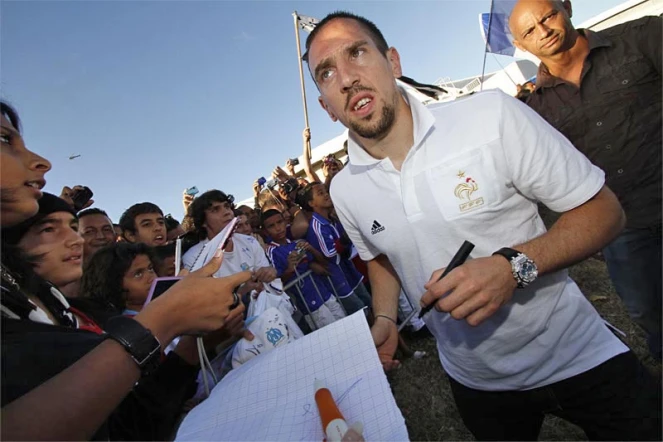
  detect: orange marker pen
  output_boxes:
[314,379,349,442]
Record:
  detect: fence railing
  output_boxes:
[281,269,422,332]
[281,269,349,330]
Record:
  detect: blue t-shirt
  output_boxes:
[266,240,332,312]
[305,213,354,298]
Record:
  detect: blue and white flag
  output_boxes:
[479,0,518,56]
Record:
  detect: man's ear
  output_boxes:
[318,96,338,122]
[563,0,573,18]
[387,47,403,78]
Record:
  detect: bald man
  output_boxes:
[510,0,662,363]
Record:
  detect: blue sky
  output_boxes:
[2,0,623,222]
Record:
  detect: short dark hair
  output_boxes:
[1,101,21,133]
[164,214,180,232]
[80,242,157,312]
[118,202,163,235]
[261,209,283,227]
[302,11,389,63]
[190,190,234,239]
[153,242,176,261]
[298,182,323,212]
[77,207,111,221]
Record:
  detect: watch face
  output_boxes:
[517,260,538,283]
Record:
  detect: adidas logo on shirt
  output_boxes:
[371,220,385,235]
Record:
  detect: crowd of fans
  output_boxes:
[0,100,425,440]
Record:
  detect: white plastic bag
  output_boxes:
[247,280,303,339]
[232,307,296,368]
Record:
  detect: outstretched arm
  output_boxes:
[2,263,251,441]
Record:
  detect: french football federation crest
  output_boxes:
[454,171,484,213]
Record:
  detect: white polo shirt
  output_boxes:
[331,88,628,391]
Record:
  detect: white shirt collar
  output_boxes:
[346,87,436,167]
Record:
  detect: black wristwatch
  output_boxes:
[104,316,162,375]
[492,247,538,288]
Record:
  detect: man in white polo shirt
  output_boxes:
[302,11,661,441]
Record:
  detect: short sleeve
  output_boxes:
[267,246,288,277]
[310,220,338,259]
[497,92,605,212]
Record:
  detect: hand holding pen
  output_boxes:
[419,241,519,326]
[418,241,475,319]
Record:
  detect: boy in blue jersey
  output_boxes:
[302,183,368,315]
[262,210,345,329]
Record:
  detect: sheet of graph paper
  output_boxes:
[175,311,409,441]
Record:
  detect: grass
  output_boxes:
[388,255,661,441]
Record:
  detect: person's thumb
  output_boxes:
[342,422,364,441]
[241,328,255,341]
[349,422,363,434]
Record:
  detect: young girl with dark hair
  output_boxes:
[81,242,158,317]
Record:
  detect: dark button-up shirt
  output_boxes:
[527,16,661,229]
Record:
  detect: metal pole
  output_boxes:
[293,268,319,330]
[283,270,312,291]
[308,274,328,308]
[293,12,311,128]
[398,309,419,332]
[480,0,495,91]
[491,53,518,86]
[293,11,313,161]
[294,284,318,330]
[283,270,319,329]
[327,275,349,316]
